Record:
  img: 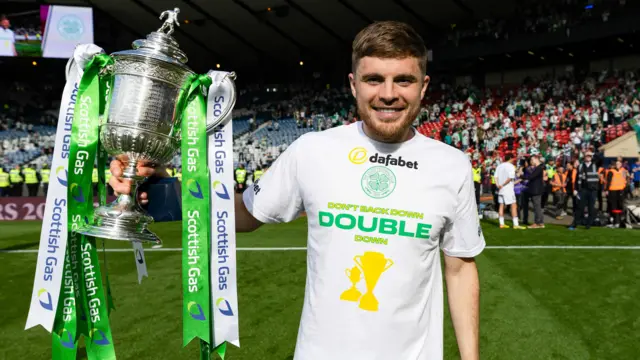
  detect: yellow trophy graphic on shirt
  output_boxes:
[347,251,393,312]
[340,266,363,302]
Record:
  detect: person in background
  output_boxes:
[605,159,627,228]
[252,166,264,183]
[514,160,526,220]
[495,153,525,229]
[564,161,578,216]
[569,151,599,230]
[92,166,99,195]
[235,163,247,193]
[9,165,23,196]
[597,163,607,213]
[40,164,50,196]
[490,162,498,210]
[472,160,482,209]
[550,164,567,220]
[630,158,640,198]
[0,15,16,57]
[0,167,9,197]
[521,157,535,226]
[23,163,38,196]
[525,149,545,228]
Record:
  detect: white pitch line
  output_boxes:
[2,246,640,254]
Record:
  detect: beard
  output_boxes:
[357,101,420,143]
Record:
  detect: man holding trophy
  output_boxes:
[111,20,483,360]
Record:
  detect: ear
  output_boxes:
[421,75,430,100]
[349,73,357,98]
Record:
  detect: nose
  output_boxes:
[378,79,398,104]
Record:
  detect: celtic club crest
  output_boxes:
[361,166,396,199]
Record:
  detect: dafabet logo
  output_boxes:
[188,301,206,321]
[38,288,53,311]
[216,297,234,316]
[348,147,419,169]
[348,147,368,164]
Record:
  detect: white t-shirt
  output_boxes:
[495,161,516,195]
[0,28,16,56]
[243,121,485,360]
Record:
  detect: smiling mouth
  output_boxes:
[372,107,404,113]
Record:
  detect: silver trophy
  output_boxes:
[76,8,235,244]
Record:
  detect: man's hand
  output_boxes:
[108,158,158,206]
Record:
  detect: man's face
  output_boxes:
[0,18,9,29]
[349,56,429,142]
[616,161,622,169]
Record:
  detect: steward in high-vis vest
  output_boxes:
[41,165,50,196]
[235,164,247,193]
[605,159,627,227]
[570,151,600,229]
[253,168,264,183]
[0,168,9,197]
[472,161,482,207]
[23,164,39,197]
[175,167,182,182]
[10,165,23,196]
[550,165,567,219]
[597,166,607,212]
[564,162,578,215]
[92,167,99,194]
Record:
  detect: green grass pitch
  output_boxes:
[1,219,639,359]
[15,41,43,57]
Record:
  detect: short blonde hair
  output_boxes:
[352,21,427,74]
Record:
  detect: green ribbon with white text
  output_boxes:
[66,53,116,360]
[180,74,213,350]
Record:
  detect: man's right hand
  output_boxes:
[109,159,158,206]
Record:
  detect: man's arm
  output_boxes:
[444,255,480,360]
[235,193,263,232]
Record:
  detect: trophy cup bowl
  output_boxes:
[76,11,194,244]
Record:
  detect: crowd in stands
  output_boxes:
[446,0,633,46]
[1,65,639,227]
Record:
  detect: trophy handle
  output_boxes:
[345,269,351,278]
[384,259,394,271]
[354,256,363,270]
[206,71,237,134]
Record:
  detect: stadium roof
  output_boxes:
[43,0,516,70]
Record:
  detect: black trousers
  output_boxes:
[491,184,498,209]
[522,192,531,224]
[597,183,604,212]
[474,182,481,208]
[608,190,624,224]
[572,189,598,228]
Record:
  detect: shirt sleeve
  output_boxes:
[242,138,304,224]
[509,165,516,179]
[440,161,486,258]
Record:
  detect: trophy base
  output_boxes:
[76,192,161,245]
[76,223,161,245]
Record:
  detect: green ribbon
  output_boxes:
[180,74,213,351]
[97,69,116,316]
[51,246,77,360]
[66,53,117,360]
